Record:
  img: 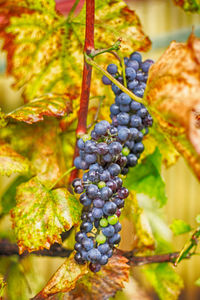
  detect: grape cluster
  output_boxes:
[72,52,153,272]
[102,51,154,174]
[73,121,128,272]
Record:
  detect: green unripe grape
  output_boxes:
[122,147,130,156]
[108,214,118,225]
[98,181,106,188]
[100,218,108,227]
[96,233,106,244]
[82,134,91,142]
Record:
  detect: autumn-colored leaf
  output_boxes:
[7,94,72,124]
[0,142,30,176]
[64,253,129,300]
[11,177,81,253]
[173,0,200,13]
[0,0,150,103]
[0,0,81,101]
[145,33,200,180]
[75,0,151,54]
[33,252,88,299]
[122,191,155,251]
[0,122,68,187]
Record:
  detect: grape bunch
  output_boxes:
[73,121,129,272]
[102,51,154,174]
[72,52,153,272]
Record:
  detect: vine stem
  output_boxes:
[70,0,95,183]
[85,54,143,103]
[0,240,192,265]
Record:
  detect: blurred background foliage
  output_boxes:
[0,0,200,299]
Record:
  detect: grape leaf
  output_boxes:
[145,33,200,181]
[0,122,68,187]
[0,142,30,176]
[0,176,28,216]
[121,191,155,251]
[170,219,192,236]
[143,263,184,300]
[64,253,130,300]
[7,93,72,124]
[11,177,81,253]
[125,148,167,206]
[173,0,200,12]
[0,0,81,101]
[0,0,150,102]
[0,274,6,297]
[33,252,88,299]
[74,0,151,54]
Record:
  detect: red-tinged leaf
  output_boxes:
[7,94,72,124]
[75,0,151,54]
[64,253,130,300]
[11,177,81,253]
[0,0,81,101]
[32,252,88,299]
[145,33,200,180]
[0,142,29,176]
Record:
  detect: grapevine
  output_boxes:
[72,51,154,272]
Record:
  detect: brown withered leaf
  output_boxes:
[63,253,130,300]
[145,33,200,180]
[7,94,72,124]
[32,252,88,299]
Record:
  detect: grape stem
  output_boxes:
[49,166,76,190]
[85,53,144,104]
[88,39,121,58]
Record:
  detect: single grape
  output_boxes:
[107,63,118,74]
[130,51,142,63]
[80,222,93,233]
[96,233,106,244]
[82,238,94,251]
[102,75,112,85]
[100,218,108,227]
[87,249,101,263]
[117,112,130,125]
[92,207,103,219]
[107,214,118,225]
[102,225,115,237]
[98,243,110,254]
[103,202,117,216]
[125,67,136,80]
[100,255,108,265]
[109,233,121,244]
[108,163,121,176]
[110,103,120,115]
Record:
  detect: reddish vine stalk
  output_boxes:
[70,0,95,183]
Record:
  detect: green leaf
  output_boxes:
[34,252,88,298]
[0,274,6,297]
[196,215,200,224]
[143,263,184,300]
[0,176,28,216]
[0,142,30,176]
[7,93,72,124]
[170,219,192,236]
[11,177,81,253]
[173,0,200,13]
[125,148,167,206]
[195,277,200,286]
